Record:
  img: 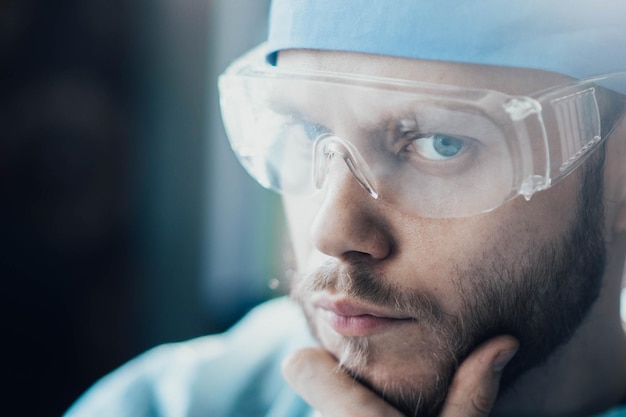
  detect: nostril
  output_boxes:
[342,247,392,264]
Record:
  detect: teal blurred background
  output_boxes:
[1,0,286,415]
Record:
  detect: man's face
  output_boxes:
[278,51,606,417]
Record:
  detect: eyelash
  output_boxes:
[398,130,475,164]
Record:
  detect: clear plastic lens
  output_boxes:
[219,45,626,218]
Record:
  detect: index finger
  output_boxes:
[439,335,519,417]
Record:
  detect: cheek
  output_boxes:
[494,172,580,247]
[389,179,580,297]
[468,171,579,251]
[282,195,319,268]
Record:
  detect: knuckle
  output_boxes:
[471,392,494,416]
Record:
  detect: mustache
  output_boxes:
[292,259,447,326]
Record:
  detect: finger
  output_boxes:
[282,347,405,417]
[439,335,519,417]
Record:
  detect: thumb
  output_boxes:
[439,335,519,417]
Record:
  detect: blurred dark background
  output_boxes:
[1,1,285,416]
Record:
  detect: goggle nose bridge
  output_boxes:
[313,135,379,199]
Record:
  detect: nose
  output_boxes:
[310,155,393,261]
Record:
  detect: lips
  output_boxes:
[314,296,414,336]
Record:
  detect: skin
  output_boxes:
[277,49,626,416]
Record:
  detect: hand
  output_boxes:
[281,335,519,417]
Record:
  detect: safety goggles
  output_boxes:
[218,44,626,218]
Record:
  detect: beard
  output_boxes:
[289,154,607,417]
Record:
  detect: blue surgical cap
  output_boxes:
[267,0,626,79]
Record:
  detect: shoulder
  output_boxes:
[64,297,314,417]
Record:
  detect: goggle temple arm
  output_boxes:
[502,96,551,200]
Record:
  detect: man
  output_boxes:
[66,1,626,416]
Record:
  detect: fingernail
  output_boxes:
[492,348,518,372]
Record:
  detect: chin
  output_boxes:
[340,345,454,417]
[316,317,458,417]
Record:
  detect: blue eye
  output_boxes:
[410,133,466,160]
[432,134,463,157]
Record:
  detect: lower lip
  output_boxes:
[324,310,411,336]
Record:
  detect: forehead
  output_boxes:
[277,49,573,96]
